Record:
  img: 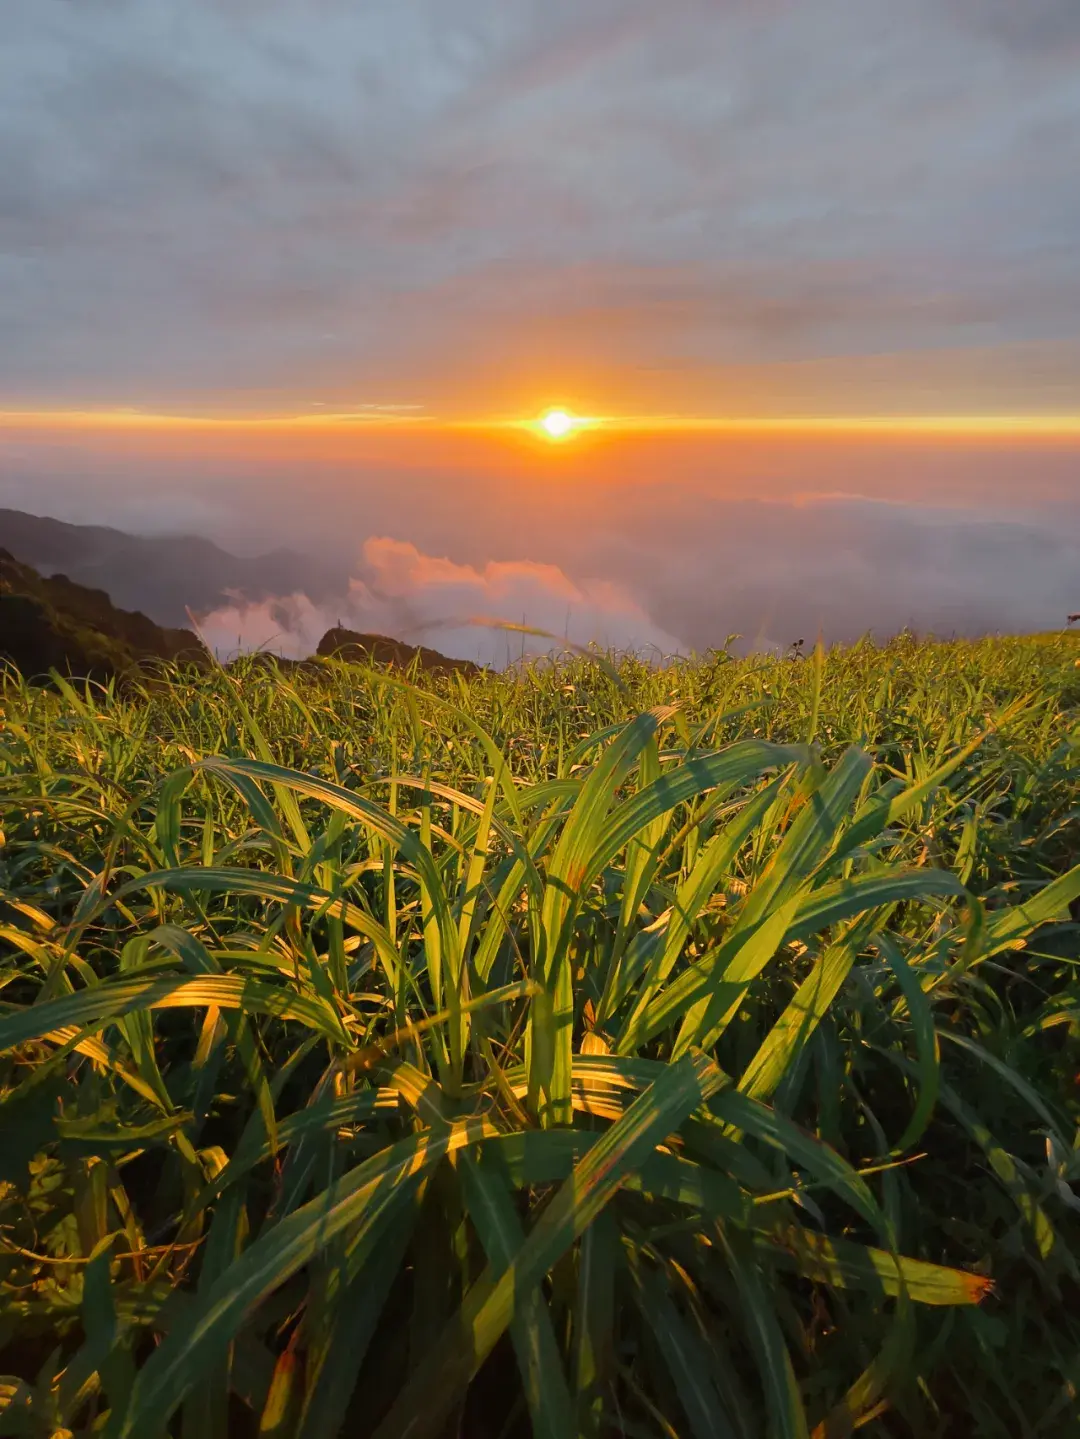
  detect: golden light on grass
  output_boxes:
[1,626,1075,1433]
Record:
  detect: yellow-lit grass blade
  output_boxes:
[766,1224,993,1305]
[530,709,670,1125]
[196,756,461,984]
[474,1127,747,1222]
[739,747,874,925]
[332,661,529,828]
[832,700,1029,865]
[99,865,404,994]
[614,776,785,1045]
[633,868,965,1060]
[976,861,1080,960]
[0,973,346,1052]
[216,680,312,854]
[605,732,666,1004]
[585,740,807,880]
[456,775,498,958]
[666,748,875,1052]
[649,894,803,1058]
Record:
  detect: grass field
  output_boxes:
[2,632,1079,1438]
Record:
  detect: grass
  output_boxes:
[1,631,1079,1438]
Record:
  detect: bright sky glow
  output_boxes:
[7,407,1080,439]
[539,408,577,440]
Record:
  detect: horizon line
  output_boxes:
[5,405,1080,438]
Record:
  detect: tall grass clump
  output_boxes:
[1,632,1079,1437]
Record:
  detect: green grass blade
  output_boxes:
[786,869,968,947]
[531,709,670,1125]
[572,1209,619,1437]
[107,1116,497,1438]
[459,1151,577,1439]
[738,929,862,1102]
[875,932,941,1152]
[629,1256,739,1439]
[374,1050,724,1439]
[294,1202,417,1439]
[614,776,784,1044]
[586,741,807,880]
[719,1229,810,1439]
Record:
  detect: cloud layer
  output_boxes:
[627,495,1080,652]
[197,536,682,664]
[3,1,1080,412]
[191,496,1080,665]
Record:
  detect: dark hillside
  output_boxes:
[0,549,208,681]
[0,555,480,682]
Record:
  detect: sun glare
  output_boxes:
[538,407,577,440]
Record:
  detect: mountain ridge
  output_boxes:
[0,507,348,629]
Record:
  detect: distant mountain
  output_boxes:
[0,511,480,680]
[0,508,347,629]
[0,549,208,681]
[317,626,481,676]
[0,552,478,683]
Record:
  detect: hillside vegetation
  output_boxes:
[0,550,208,681]
[1,634,1079,1438]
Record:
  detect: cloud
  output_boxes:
[3,1,1080,410]
[945,0,1080,54]
[196,591,333,661]
[628,496,1080,651]
[196,536,683,664]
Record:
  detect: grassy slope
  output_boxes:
[0,633,1078,1438]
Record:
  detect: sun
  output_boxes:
[538,407,577,440]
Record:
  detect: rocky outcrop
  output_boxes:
[316,626,481,676]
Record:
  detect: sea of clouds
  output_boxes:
[193,496,1080,665]
[196,535,682,664]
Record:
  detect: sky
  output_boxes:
[1,1,1079,658]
